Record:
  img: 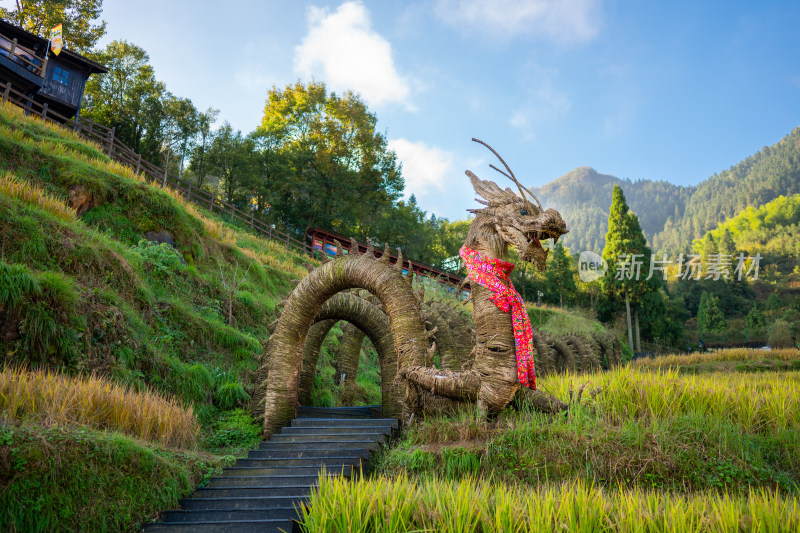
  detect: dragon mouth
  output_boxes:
[520,228,568,270]
[526,229,564,249]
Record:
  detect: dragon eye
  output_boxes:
[520,209,528,216]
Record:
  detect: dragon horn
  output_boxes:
[472,137,543,211]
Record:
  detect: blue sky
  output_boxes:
[45,1,800,220]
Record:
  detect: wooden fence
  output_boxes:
[0,81,465,287]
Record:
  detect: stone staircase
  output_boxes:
[143,405,397,533]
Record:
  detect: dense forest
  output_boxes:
[694,194,800,276]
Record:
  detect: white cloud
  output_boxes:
[389,139,455,197]
[435,0,602,44]
[294,1,411,107]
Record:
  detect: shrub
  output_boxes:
[203,408,261,450]
[768,319,794,348]
[214,382,250,410]
[135,239,186,278]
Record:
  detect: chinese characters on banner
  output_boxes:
[613,253,761,281]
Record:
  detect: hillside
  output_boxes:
[531,167,693,253]
[0,102,318,529]
[694,193,800,274]
[655,126,800,252]
[532,125,800,255]
[0,101,316,410]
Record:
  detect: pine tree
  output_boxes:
[718,228,737,257]
[602,185,657,351]
[697,291,727,337]
[545,241,576,307]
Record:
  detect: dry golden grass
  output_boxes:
[0,100,106,151]
[541,366,800,434]
[0,365,198,449]
[630,348,800,369]
[0,172,76,222]
[95,158,147,183]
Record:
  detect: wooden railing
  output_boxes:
[1,80,466,287]
[0,33,46,78]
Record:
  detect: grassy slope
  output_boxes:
[0,104,319,529]
[1,425,230,533]
[0,101,316,417]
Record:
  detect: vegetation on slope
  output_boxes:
[694,193,800,275]
[376,351,800,494]
[1,424,227,532]
[0,102,312,528]
[0,101,311,416]
[0,367,230,532]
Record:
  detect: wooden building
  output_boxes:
[0,19,106,119]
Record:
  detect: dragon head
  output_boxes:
[465,139,568,272]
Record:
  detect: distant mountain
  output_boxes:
[531,167,693,253]
[654,126,800,252]
[533,126,800,254]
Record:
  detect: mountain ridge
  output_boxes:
[531,125,800,254]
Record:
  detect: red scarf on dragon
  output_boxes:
[460,245,536,389]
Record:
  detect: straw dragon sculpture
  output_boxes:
[256,139,594,436]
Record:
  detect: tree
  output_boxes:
[718,228,737,257]
[745,306,767,339]
[767,319,793,348]
[697,291,726,337]
[0,0,107,52]
[545,241,576,307]
[82,40,166,160]
[601,185,657,351]
[188,107,219,189]
[254,81,403,237]
[161,96,200,180]
[207,122,256,205]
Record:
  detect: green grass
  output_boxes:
[0,424,232,532]
[377,365,800,494]
[299,473,800,532]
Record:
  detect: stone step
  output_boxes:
[257,440,379,451]
[221,464,354,477]
[192,486,314,499]
[180,496,308,511]
[161,508,299,523]
[269,432,388,443]
[142,519,297,533]
[290,417,398,429]
[234,456,364,468]
[247,448,371,459]
[297,405,381,418]
[279,425,393,436]
[208,475,339,489]
[144,406,396,532]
